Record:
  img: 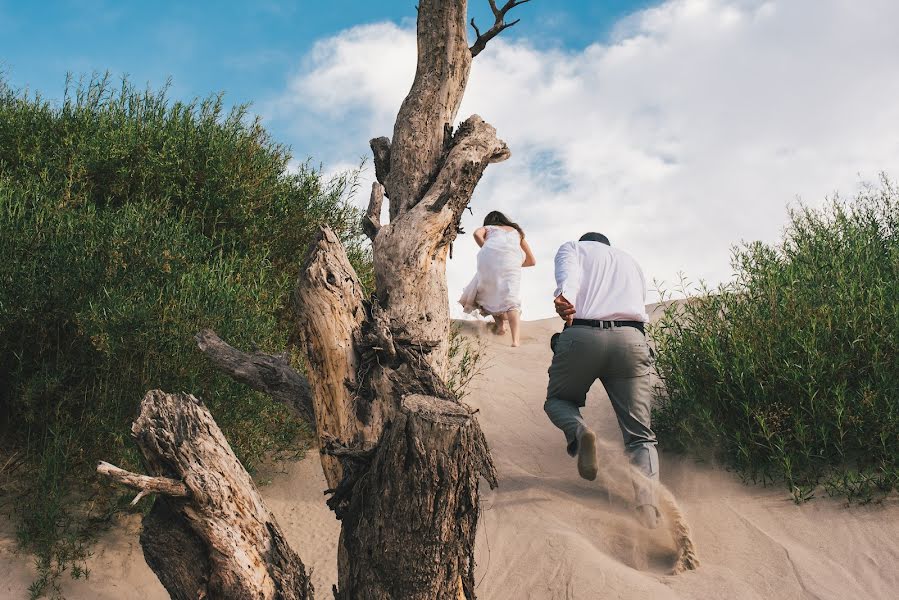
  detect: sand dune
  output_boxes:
[2,316,897,599]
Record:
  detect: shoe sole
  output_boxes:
[577,429,598,481]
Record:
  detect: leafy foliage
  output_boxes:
[651,176,899,502]
[0,74,370,596]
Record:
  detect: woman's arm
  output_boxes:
[473,226,488,247]
[520,237,537,267]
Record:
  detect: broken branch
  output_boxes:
[362,182,384,241]
[194,328,314,424]
[96,461,189,499]
[370,136,391,189]
[470,0,532,57]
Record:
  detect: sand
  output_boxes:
[2,315,897,599]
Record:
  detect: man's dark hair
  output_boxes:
[579,232,610,245]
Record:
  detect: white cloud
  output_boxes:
[275,0,899,319]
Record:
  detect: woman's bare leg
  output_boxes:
[507,309,521,347]
[492,313,507,335]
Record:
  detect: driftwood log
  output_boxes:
[98,391,313,600]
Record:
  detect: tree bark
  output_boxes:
[331,396,496,600]
[99,390,314,600]
[291,2,511,598]
[194,328,314,424]
[383,0,472,220]
[372,115,509,378]
[293,114,509,597]
[292,227,370,488]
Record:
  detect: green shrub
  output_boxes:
[446,323,488,401]
[651,176,899,502]
[0,74,370,597]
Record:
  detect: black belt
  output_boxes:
[570,319,645,334]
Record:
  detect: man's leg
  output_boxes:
[544,327,598,478]
[601,329,660,526]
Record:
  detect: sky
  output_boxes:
[3,0,899,318]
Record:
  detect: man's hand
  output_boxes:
[554,295,575,325]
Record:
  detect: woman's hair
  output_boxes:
[483,210,524,238]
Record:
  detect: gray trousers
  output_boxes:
[544,324,659,508]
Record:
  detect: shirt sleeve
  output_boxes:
[638,264,647,304]
[553,241,580,300]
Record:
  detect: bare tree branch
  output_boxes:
[194,329,314,425]
[369,137,391,189]
[97,461,189,499]
[470,0,532,57]
[362,182,384,241]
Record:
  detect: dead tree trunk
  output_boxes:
[99,3,527,598]
[98,390,313,600]
[292,1,524,598]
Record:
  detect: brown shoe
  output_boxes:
[576,425,598,481]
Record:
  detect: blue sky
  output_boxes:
[4,1,899,318]
[1,0,655,145]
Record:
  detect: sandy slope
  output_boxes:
[2,316,897,599]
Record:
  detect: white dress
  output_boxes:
[458,226,523,317]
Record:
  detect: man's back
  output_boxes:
[553,241,648,322]
[546,237,659,528]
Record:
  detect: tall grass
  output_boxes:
[446,323,488,401]
[0,74,370,597]
[651,176,899,502]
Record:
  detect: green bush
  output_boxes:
[446,323,488,401]
[0,74,370,597]
[651,176,899,502]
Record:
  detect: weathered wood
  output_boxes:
[96,461,188,500]
[369,137,391,190]
[293,227,370,488]
[331,395,496,600]
[106,390,314,600]
[289,3,518,598]
[195,328,314,424]
[362,182,384,241]
[385,0,473,221]
[373,115,509,378]
[140,498,211,600]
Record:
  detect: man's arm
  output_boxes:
[553,242,580,324]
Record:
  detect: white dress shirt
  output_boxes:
[553,241,649,322]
